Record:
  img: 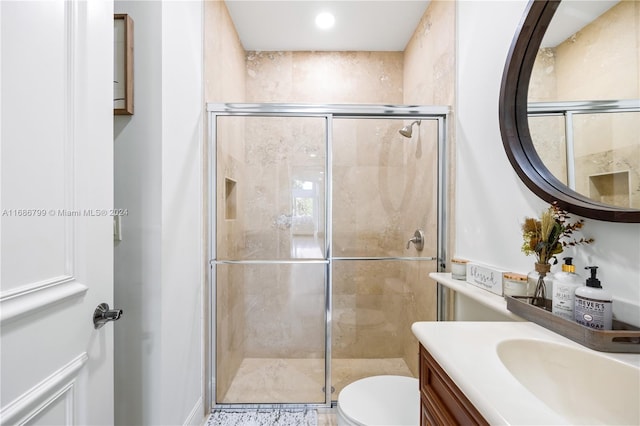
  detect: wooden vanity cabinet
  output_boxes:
[419,344,489,426]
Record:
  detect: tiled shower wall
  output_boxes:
[214,117,247,400]
[204,0,247,401]
[204,0,455,398]
[401,0,455,375]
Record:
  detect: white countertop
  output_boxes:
[412,321,640,425]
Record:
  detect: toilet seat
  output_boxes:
[336,375,419,426]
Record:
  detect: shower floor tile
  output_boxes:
[221,358,325,404]
[219,357,413,404]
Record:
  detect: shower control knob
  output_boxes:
[93,303,123,329]
[406,229,425,251]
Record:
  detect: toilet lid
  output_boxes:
[337,375,420,426]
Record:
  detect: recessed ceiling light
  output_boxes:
[315,12,335,30]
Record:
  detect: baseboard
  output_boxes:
[184,397,205,426]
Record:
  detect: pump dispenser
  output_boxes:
[552,257,582,320]
[574,266,613,330]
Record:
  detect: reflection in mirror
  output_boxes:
[527,1,640,209]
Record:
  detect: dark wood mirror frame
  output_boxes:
[499,0,640,223]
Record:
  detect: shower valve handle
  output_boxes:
[406,229,425,251]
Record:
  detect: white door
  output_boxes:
[1,0,115,424]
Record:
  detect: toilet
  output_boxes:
[336,375,420,426]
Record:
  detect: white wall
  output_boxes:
[455,1,640,326]
[114,1,204,425]
[114,3,162,423]
[159,1,204,424]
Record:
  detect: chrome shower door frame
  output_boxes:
[206,103,449,411]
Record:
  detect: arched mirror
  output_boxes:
[499,0,640,222]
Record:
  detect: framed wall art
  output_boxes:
[114,14,133,115]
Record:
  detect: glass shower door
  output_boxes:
[330,117,440,397]
[213,115,328,404]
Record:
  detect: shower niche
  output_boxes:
[224,178,237,220]
[589,171,630,208]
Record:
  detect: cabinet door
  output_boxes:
[419,345,489,426]
[421,403,436,426]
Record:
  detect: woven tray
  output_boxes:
[506,296,640,353]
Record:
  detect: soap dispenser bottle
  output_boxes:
[574,266,613,330]
[552,257,582,321]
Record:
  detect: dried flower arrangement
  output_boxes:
[521,202,594,306]
[521,202,594,265]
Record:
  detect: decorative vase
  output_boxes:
[529,262,551,308]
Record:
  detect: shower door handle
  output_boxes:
[406,229,425,251]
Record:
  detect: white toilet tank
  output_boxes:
[336,375,419,426]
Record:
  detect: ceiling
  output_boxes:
[224,1,619,52]
[541,1,619,48]
[224,1,431,52]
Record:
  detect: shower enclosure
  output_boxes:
[208,103,448,408]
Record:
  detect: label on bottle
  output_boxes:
[574,295,613,330]
[552,283,576,321]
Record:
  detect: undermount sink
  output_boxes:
[497,339,640,425]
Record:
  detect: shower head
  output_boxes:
[399,120,421,138]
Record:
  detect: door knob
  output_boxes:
[93,303,123,329]
[406,229,425,251]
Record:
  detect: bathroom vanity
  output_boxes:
[412,321,640,425]
[416,272,640,425]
